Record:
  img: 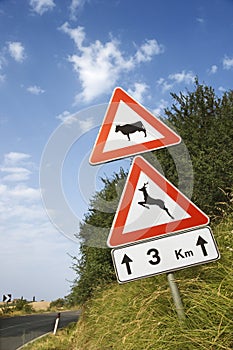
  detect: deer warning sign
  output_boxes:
[107,156,209,248]
[89,87,181,165]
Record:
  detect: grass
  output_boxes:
[23,215,233,349]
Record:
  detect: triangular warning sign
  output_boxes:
[107,156,209,247]
[89,87,181,165]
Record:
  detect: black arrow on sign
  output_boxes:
[196,236,208,256]
[121,254,133,275]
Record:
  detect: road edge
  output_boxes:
[16,332,51,350]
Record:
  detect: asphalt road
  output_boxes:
[0,310,81,350]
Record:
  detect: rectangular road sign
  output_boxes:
[3,294,12,303]
[111,226,220,283]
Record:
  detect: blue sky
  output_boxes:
[0,0,232,301]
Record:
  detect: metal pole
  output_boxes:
[53,313,61,335]
[167,272,186,321]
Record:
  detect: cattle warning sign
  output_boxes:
[89,87,181,165]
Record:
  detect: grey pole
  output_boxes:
[167,272,186,321]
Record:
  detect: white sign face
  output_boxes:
[103,101,164,152]
[122,171,190,234]
[111,227,220,283]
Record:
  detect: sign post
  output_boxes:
[167,273,185,321]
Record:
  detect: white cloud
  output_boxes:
[9,184,40,201]
[135,39,164,63]
[29,0,55,15]
[0,73,5,83]
[68,40,132,102]
[60,23,164,103]
[56,110,77,125]
[0,167,32,182]
[127,82,149,103]
[0,184,40,206]
[0,184,7,194]
[4,152,31,165]
[152,99,168,116]
[0,151,77,301]
[0,152,42,217]
[0,49,7,82]
[27,85,45,95]
[56,110,95,132]
[0,220,76,301]
[223,56,233,70]
[0,52,7,70]
[157,77,173,93]
[157,70,195,93]
[78,117,94,132]
[60,22,85,47]
[208,64,218,74]
[218,86,226,93]
[8,41,26,63]
[0,153,40,222]
[69,0,89,20]
[168,70,195,84]
[196,17,204,24]
[1,152,33,182]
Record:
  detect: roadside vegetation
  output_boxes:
[22,81,233,349]
[0,297,72,317]
[0,299,35,317]
[21,214,233,350]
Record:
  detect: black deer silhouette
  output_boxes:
[115,121,147,141]
[138,182,174,219]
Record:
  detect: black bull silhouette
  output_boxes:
[115,121,147,141]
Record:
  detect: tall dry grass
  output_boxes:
[24,216,233,350]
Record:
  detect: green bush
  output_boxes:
[14,299,34,313]
[50,298,66,309]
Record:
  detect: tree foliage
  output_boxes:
[49,298,66,309]
[67,169,127,305]
[157,80,233,218]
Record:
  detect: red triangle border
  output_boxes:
[89,87,181,165]
[107,156,209,247]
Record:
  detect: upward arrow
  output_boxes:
[121,254,133,275]
[196,236,208,256]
